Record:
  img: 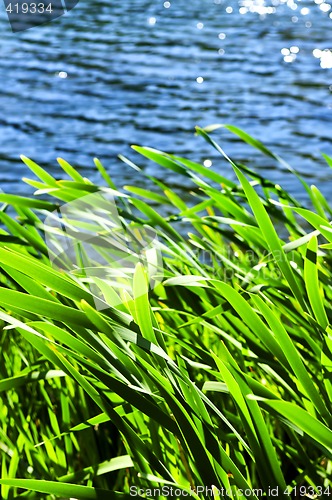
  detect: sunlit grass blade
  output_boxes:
[304,235,329,330]
[0,479,136,499]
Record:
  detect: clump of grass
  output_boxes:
[0,125,332,499]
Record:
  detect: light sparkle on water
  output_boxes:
[313,48,332,68]
[281,46,299,62]
[320,3,331,11]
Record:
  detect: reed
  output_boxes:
[0,125,331,499]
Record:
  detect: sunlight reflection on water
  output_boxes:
[0,0,331,203]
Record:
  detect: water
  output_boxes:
[0,0,332,202]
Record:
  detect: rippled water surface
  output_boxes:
[0,0,332,200]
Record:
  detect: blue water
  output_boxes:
[0,0,332,200]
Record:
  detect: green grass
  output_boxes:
[0,125,332,499]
